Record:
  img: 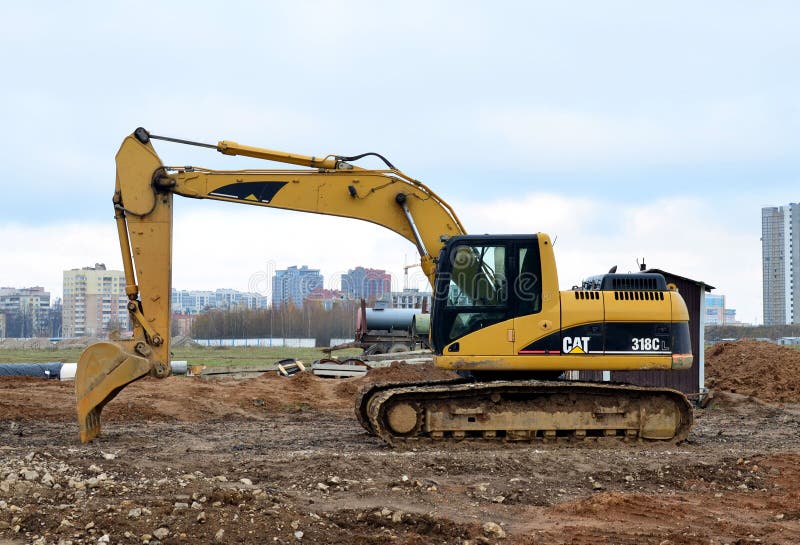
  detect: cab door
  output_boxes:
[512,237,562,356]
[431,239,516,356]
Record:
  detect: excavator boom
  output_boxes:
[77,129,465,442]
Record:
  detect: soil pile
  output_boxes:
[334,361,459,398]
[171,335,200,348]
[0,338,54,349]
[706,340,800,402]
[0,361,457,424]
[54,336,101,349]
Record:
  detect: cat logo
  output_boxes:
[563,336,591,354]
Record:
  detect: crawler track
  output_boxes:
[356,379,693,446]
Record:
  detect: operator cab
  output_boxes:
[430,235,542,354]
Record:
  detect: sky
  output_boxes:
[1,1,798,324]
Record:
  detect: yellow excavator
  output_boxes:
[76,128,694,445]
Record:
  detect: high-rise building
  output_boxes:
[62,264,129,338]
[341,267,391,302]
[762,204,800,325]
[272,266,323,308]
[0,286,50,337]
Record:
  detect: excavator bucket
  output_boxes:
[75,341,153,442]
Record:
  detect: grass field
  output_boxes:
[0,345,363,366]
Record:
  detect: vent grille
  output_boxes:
[614,291,665,301]
[573,291,600,300]
[611,276,659,291]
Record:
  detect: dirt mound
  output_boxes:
[706,340,800,402]
[334,361,459,398]
[0,362,459,425]
[365,360,458,382]
[55,336,100,349]
[0,338,54,350]
[171,335,200,348]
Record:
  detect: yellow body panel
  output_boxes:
[443,317,516,356]
[605,291,675,322]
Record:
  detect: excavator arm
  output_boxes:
[76,128,466,442]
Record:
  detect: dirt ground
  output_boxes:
[2,353,800,545]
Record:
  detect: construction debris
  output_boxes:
[276,359,306,377]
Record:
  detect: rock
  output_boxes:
[239,478,253,486]
[492,496,506,504]
[775,513,785,520]
[213,475,228,482]
[482,522,506,539]
[85,521,95,530]
[128,508,142,519]
[327,476,341,485]
[153,527,170,540]
[592,481,604,490]
[381,508,393,517]
[391,511,404,523]
[196,511,207,524]
[22,469,40,482]
[215,528,225,542]
[316,482,329,492]
[42,473,55,487]
[140,534,152,543]
[174,502,189,510]
[101,452,117,461]
[88,464,103,474]
[32,537,46,545]
[191,501,203,510]
[97,535,110,544]
[294,530,304,540]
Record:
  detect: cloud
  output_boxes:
[455,192,760,321]
[0,190,760,323]
[475,100,795,168]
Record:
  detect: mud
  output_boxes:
[1,362,799,544]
